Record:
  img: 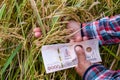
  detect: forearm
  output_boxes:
[82,15,120,45]
[83,64,120,80]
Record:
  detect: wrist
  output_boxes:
[83,63,105,80]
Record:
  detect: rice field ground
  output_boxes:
[0,0,120,80]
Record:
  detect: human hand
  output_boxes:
[67,20,91,77]
[67,20,88,42]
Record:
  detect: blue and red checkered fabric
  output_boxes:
[82,15,120,45]
[83,64,120,80]
[81,15,120,80]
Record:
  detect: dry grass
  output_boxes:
[0,0,120,80]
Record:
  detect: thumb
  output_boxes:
[74,45,92,77]
[75,45,86,63]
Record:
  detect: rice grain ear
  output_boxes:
[88,1,100,11]
[0,0,120,79]
[29,0,46,37]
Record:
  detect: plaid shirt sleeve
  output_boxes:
[82,15,120,45]
[83,64,120,80]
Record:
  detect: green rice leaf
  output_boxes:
[0,44,22,75]
[0,4,6,20]
[102,46,120,61]
[52,16,59,28]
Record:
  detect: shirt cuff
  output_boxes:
[81,22,97,39]
[83,64,107,80]
[80,23,84,37]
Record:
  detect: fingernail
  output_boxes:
[75,45,82,52]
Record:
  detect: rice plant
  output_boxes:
[0,0,120,80]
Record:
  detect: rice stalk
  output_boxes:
[0,0,120,80]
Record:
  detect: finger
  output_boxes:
[75,46,86,63]
[34,32,42,38]
[83,36,88,41]
[75,36,82,42]
[69,39,75,43]
[33,27,41,32]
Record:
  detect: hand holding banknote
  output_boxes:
[41,21,102,74]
